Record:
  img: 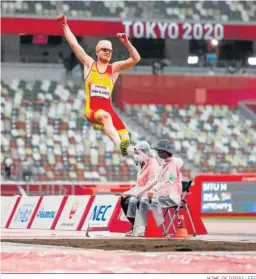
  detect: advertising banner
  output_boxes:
[9,196,40,229]
[55,195,91,230]
[1,196,19,228]
[30,196,64,229]
[82,195,119,230]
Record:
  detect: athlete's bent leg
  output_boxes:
[118,129,130,157]
[85,109,105,132]
[111,110,130,156]
[118,129,130,142]
[95,109,121,146]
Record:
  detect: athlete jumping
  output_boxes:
[57,14,141,156]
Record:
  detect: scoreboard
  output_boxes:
[201,181,256,214]
[194,174,256,217]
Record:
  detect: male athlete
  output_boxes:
[57,14,141,156]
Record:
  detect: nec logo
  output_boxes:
[91,205,112,221]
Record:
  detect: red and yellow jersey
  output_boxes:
[84,62,127,133]
[84,62,114,114]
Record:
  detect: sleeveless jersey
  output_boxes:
[84,62,114,114]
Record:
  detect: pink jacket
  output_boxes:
[140,157,183,204]
[123,154,159,197]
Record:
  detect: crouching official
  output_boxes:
[120,141,159,236]
[134,139,183,236]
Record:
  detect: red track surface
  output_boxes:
[1,247,255,273]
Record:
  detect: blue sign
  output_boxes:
[37,208,56,219]
[91,205,112,221]
[202,181,256,213]
[14,204,35,223]
[19,208,33,223]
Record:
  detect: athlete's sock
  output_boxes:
[120,138,130,157]
[93,124,104,131]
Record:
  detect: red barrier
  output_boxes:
[108,197,132,233]
[27,196,43,229]
[76,196,95,231]
[206,88,256,105]
[118,75,256,108]
[145,211,165,237]
[0,182,133,196]
[5,196,21,228]
[50,196,68,230]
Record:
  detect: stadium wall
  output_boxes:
[118,75,256,107]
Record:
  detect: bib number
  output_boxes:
[90,84,110,99]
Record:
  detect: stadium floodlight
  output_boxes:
[187,56,199,64]
[211,39,219,46]
[248,57,256,66]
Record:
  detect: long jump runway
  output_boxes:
[1,226,256,273]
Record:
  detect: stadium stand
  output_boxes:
[246,103,256,114]
[1,79,255,182]
[1,1,256,22]
[124,103,256,174]
[1,79,143,182]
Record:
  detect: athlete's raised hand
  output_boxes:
[57,14,67,26]
[117,33,129,45]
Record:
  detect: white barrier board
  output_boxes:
[55,195,90,230]
[1,196,19,228]
[31,196,64,229]
[9,196,40,229]
[82,195,119,230]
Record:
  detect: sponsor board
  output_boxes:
[1,196,19,228]
[9,196,40,229]
[55,196,90,230]
[31,196,64,229]
[82,195,119,230]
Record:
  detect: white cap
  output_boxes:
[135,141,151,152]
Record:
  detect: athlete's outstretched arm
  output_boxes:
[112,33,141,73]
[57,14,93,66]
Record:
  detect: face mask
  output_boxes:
[134,154,144,162]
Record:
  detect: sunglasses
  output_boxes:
[100,48,113,54]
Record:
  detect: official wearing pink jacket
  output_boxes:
[120,141,159,235]
[135,139,183,236]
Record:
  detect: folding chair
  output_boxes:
[163,180,197,237]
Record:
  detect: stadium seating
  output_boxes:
[1,1,256,22]
[124,103,256,174]
[1,79,255,182]
[1,79,141,182]
[246,103,256,114]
